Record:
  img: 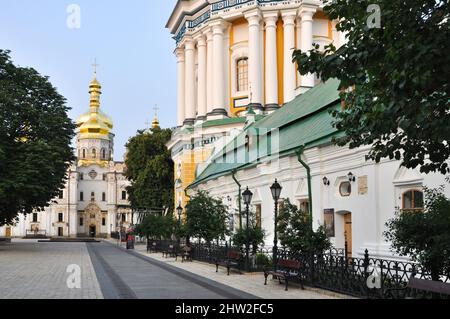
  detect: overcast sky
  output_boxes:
[0,0,178,160]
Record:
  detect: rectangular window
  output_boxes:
[102,218,106,226]
[59,191,64,199]
[103,173,107,181]
[122,214,126,223]
[79,217,84,226]
[255,204,262,228]
[122,191,127,200]
[323,209,335,237]
[102,192,106,202]
[91,192,95,201]
[58,213,63,222]
[32,213,38,223]
[80,192,84,201]
[80,173,84,180]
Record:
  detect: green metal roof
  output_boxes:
[189,79,342,188]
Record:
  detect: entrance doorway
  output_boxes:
[89,225,96,238]
[5,227,11,238]
[344,213,352,258]
[58,227,63,237]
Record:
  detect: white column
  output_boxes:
[184,37,196,125]
[264,13,279,110]
[204,29,214,115]
[210,21,228,117]
[195,34,207,121]
[282,11,297,103]
[245,11,263,109]
[299,7,316,88]
[296,16,302,87]
[175,47,185,126]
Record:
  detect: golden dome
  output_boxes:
[76,72,113,138]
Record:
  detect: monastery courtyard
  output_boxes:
[0,240,345,299]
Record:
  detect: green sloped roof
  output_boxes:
[189,79,342,188]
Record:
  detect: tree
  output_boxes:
[125,127,174,211]
[278,200,331,257]
[384,187,450,281]
[232,208,265,254]
[136,213,176,240]
[293,0,450,174]
[185,191,230,244]
[0,50,76,226]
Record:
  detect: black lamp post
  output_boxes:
[176,204,183,226]
[242,187,253,272]
[270,179,282,272]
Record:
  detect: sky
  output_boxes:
[0,0,178,160]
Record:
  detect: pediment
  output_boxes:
[393,166,423,185]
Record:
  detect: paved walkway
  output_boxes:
[108,240,349,299]
[87,241,256,299]
[0,239,102,299]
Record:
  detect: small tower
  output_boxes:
[76,62,115,166]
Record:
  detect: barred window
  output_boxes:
[237,58,248,92]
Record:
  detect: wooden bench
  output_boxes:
[147,241,158,253]
[162,244,178,258]
[264,259,304,291]
[215,250,242,276]
[176,246,192,263]
[386,277,450,299]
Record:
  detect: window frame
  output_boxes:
[402,189,424,211]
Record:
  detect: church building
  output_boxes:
[0,71,133,238]
[166,0,449,260]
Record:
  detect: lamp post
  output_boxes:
[176,204,183,226]
[270,179,282,272]
[242,187,253,272]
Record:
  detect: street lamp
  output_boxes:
[176,204,183,226]
[242,187,253,272]
[270,179,282,272]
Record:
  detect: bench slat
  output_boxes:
[408,278,450,295]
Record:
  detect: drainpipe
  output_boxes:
[296,146,313,228]
[231,170,243,230]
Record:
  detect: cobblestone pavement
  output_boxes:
[0,240,103,299]
[108,240,351,299]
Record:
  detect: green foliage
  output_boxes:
[232,227,265,254]
[384,187,450,281]
[293,0,450,174]
[125,127,174,211]
[278,199,331,257]
[185,191,230,243]
[0,50,76,226]
[255,253,272,268]
[136,213,176,240]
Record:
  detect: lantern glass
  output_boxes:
[242,187,253,205]
[270,179,282,201]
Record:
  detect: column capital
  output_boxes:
[281,10,298,25]
[202,27,213,40]
[263,12,278,28]
[184,36,195,50]
[299,6,318,21]
[244,9,261,25]
[210,19,230,34]
[194,33,206,47]
[174,47,185,61]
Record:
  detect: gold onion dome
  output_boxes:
[76,73,113,137]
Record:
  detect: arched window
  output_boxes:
[82,149,86,159]
[402,190,424,211]
[101,148,106,160]
[92,148,97,159]
[236,58,248,92]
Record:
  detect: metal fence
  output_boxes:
[144,239,449,299]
